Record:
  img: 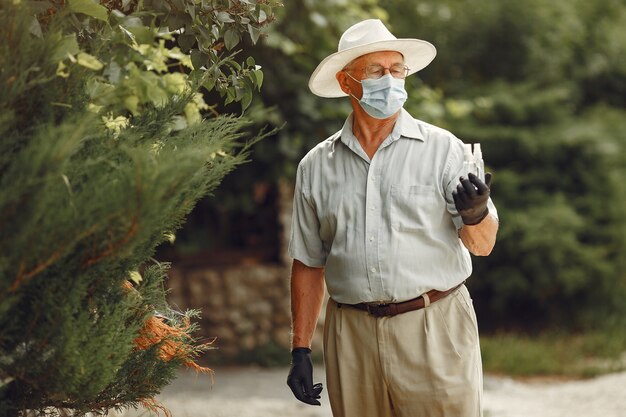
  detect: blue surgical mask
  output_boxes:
[346,73,408,119]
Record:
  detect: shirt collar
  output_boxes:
[337,114,366,160]
[337,108,425,150]
[396,108,425,142]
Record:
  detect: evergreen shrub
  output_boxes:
[0,1,277,414]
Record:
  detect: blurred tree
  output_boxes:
[160,0,390,262]
[0,0,277,415]
[169,0,626,331]
[389,0,626,330]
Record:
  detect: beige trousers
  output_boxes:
[323,285,483,417]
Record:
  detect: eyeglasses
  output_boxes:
[346,64,410,80]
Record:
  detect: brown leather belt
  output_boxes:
[339,282,464,318]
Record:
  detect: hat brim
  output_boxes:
[308,39,437,98]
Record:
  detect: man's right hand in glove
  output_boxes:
[287,347,324,406]
[453,172,493,225]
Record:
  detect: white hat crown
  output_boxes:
[338,19,397,52]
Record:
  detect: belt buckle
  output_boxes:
[367,303,390,317]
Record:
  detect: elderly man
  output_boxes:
[286,19,498,417]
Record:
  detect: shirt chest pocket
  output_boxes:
[390,183,441,232]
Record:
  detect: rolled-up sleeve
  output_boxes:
[288,161,326,267]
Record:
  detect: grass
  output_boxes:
[480,329,626,378]
[229,331,626,379]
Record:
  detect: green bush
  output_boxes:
[0,1,277,414]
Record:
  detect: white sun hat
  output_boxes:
[308,19,437,98]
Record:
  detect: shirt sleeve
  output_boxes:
[443,138,498,230]
[287,161,327,267]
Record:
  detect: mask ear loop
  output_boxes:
[343,70,362,101]
[344,70,363,84]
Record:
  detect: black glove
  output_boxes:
[453,172,492,225]
[287,347,323,406]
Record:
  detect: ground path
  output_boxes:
[118,366,626,417]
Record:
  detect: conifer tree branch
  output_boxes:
[9,253,62,292]
[82,215,139,268]
[4,224,100,296]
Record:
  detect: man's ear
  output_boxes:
[336,71,351,95]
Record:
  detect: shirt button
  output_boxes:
[370,267,376,273]
[369,236,374,242]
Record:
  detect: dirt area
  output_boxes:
[116,366,626,417]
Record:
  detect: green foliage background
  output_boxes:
[184,0,626,331]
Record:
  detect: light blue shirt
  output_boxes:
[288,109,497,304]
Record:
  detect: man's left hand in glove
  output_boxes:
[287,347,324,406]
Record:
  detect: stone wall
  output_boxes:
[166,264,287,362]
[165,179,326,364]
[166,264,327,364]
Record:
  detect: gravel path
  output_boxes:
[118,366,626,417]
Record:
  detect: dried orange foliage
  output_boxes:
[122,281,213,374]
[120,281,213,417]
[134,315,214,374]
[140,397,173,417]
